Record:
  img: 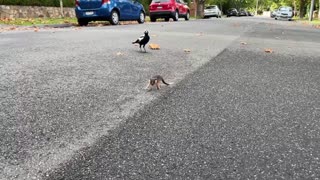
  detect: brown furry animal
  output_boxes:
[146,75,170,91]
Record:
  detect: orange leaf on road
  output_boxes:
[149,43,160,50]
[264,48,273,53]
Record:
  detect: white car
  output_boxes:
[275,6,293,21]
[204,5,222,18]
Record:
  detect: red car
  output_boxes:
[149,0,190,22]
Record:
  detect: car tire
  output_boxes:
[110,10,119,25]
[150,17,156,22]
[275,17,277,20]
[173,11,179,21]
[137,11,145,24]
[165,18,170,21]
[78,19,88,26]
[185,11,190,21]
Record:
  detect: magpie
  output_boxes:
[132,30,150,52]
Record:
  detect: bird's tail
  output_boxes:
[132,40,138,44]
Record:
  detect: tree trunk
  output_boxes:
[293,0,297,16]
[196,1,204,18]
[318,0,320,19]
[60,0,64,18]
[299,0,305,19]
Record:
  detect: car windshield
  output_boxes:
[205,6,216,9]
[279,7,292,11]
[152,0,169,2]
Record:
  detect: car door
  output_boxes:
[176,0,186,15]
[116,0,131,20]
[130,0,141,19]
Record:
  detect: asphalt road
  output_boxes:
[1,17,320,179]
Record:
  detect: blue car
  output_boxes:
[75,0,146,26]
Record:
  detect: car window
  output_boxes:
[279,7,292,11]
[179,0,185,3]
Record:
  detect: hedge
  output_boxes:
[0,0,75,7]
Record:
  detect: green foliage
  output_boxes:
[141,0,152,14]
[0,0,75,7]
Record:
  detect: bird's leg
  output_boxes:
[143,45,146,52]
[139,44,142,51]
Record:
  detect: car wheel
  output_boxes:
[173,11,179,21]
[165,17,169,21]
[185,12,190,21]
[137,11,145,24]
[110,10,119,25]
[275,17,277,20]
[78,19,88,26]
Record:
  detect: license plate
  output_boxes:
[157,6,162,9]
[85,11,94,15]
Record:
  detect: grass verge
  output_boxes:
[0,17,77,26]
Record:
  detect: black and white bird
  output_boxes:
[132,30,150,52]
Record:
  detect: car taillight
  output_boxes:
[75,0,80,6]
[102,0,110,4]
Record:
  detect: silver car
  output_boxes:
[275,6,293,21]
[204,5,222,18]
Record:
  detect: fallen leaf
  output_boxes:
[151,34,157,37]
[184,49,191,53]
[149,43,160,50]
[240,42,247,45]
[264,48,273,53]
[116,52,124,56]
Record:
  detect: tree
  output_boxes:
[195,0,206,18]
[299,0,306,18]
[318,0,320,19]
[60,0,64,17]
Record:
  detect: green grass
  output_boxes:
[0,17,77,26]
[293,16,320,25]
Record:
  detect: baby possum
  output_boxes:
[146,75,170,91]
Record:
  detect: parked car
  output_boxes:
[275,6,293,21]
[75,0,146,26]
[226,8,239,17]
[204,5,222,18]
[149,0,190,22]
[239,8,252,16]
[247,11,254,16]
